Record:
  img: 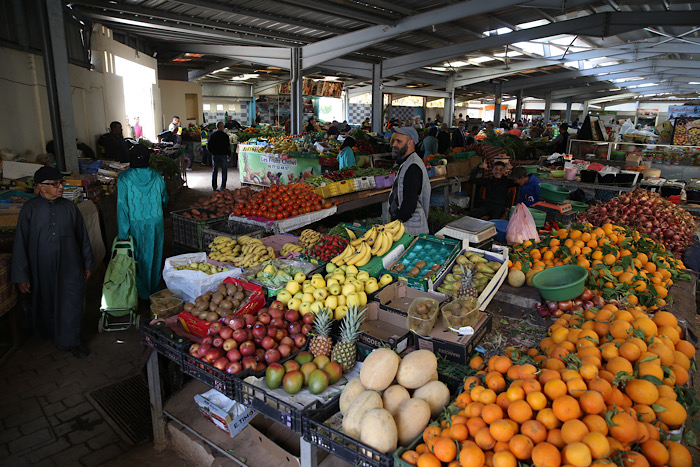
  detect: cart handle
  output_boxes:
[112,236,135,251]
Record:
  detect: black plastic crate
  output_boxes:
[237,378,334,434]
[302,396,394,467]
[140,322,191,367]
[172,242,198,255]
[171,208,228,251]
[532,205,578,228]
[182,354,246,399]
[201,220,265,253]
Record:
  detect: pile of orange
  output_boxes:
[508,223,689,308]
[400,304,695,467]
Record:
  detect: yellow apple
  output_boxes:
[326,278,339,288]
[346,292,360,308]
[310,274,326,289]
[379,274,394,286]
[287,298,302,311]
[346,265,359,275]
[294,272,306,283]
[334,305,349,320]
[299,301,312,315]
[312,288,328,301]
[293,292,303,300]
[328,283,341,296]
[310,300,324,313]
[358,291,367,306]
[337,294,347,307]
[325,295,338,310]
[351,279,364,293]
[342,284,357,297]
[301,293,315,304]
[286,280,300,295]
[277,289,292,304]
[302,283,316,294]
[356,271,370,282]
[364,279,379,294]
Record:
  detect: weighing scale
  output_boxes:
[436,216,496,249]
[531,201,572,214]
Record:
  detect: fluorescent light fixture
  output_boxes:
[689,81,700,85]
[614,77,644,83]
[517,19,550,29]
[446,61,470,67]
[426,66,448,71]
[469,56,492,64]
[484,27,512,36]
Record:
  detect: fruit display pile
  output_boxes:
[400,298,696,467]
[190,187,253,216]
[331,220,405,267]
[276,264,393,320]
[187,299,313,375]
[173,261,229,275]
[304,235,349,264]
[338,348,451,454]
[208,236,275,268]
[325,169,356,182]
[435,252,501,297]
[184,281,256,320]
[298,229,322,249]
[580,190,696,258]
[508,223,690,308]
[232,183,333,220]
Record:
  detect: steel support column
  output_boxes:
[342,91,349,124]
[386,95,393,123]
[371,64,382,133]
[444,74,455,127]
[582,100,590,117]
[515,89,524,122]
[565,97,573,123]
[38,0,78,173]
[493,81,503,125]
[544,92,553,123]
[290,48,303,135]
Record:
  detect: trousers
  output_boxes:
[212,155,228,190]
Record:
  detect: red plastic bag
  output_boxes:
[506,203,541,244]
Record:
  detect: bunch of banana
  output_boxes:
[208,236,242,262]
[380,220,405,241]
[344,242,372,267]
[369,230,394,257]
[281,242,303,255]
[331,244,356,266]
[350,225,379,247]
[333,220,405,265]
[230,239,276,269]
[299,229,322,249]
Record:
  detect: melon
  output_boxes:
[508,269,526,287]
[360,408,397,453]
[382,385,410,418]
[339,376,366,415]
[394,398,431,446]
[342,390,383,439]
[395,350,438,389]
[360,348,400,391]
[413,380,451,418]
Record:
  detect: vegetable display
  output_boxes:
[232,183,332,220]
[579,190,696,258]
[190,188,253,216]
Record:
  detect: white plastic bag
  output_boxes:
[619,119,634,135]
[506,203,541,244]
[162,252,243,303]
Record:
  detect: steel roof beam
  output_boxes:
[382,11,700,77]
[273,0,396,25]
[166,44,291,68]
[301,0,531,69]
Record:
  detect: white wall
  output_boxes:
[159,80,203,129]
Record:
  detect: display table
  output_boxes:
[541,178,638,194]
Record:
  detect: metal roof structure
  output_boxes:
[67,0,700,105]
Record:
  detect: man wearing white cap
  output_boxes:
[388,127,431,235]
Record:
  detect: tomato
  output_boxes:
[291,210,298,217]
[276,213,284,220]
[323,202,331,209]
[281,210,289,218]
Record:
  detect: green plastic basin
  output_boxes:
[568,201,589,212]
[540,183,570,203]
[532,265,588,301]
[522,165,539,174]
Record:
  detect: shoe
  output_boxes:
[70,345,90,359]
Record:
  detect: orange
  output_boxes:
[530,441,561,467]
[470,355,485,371]
[670,364,689,386]
[490,419,518,442]
[432,437,457,463]
[632,317,658,339]
[492,450,517,467]
[609,320,632,339]
[520,419,547,444]
[482,404,504,425]
[416,453,441,467]
[609,412,638,444]
[466,417,487,438]
[479,388,497,405]
[619,342,641,362]
[536,408,561,430]
[654,398,687,429]
[579,364,599,380]
[506,385,525,403]
[566,378,588,398]
[507,400,533,424]
[544,379,568,400]
[521,378,542,395]
[641,439,669,466]
[401,450,420,465]
[634,404,656,423]
[675,339,696,359]
[561,418,589,444]
[546,428,565,449]
[579,390,606,415]
[621,451,651,467]
[447,423,468,442]
[649,342,674,366]
[606,356,633,376]
[587,378,613,401]
[637,360,664,380]
[552,395,582,422]
[666,440,693,467]
[508,434,534,460]
[562,442,592,467]
[582,414,608,435]
[458,444,485,467]
[474,426,497,451]
[652,310,677,328]
[625,379,659,405]
[582,431,610,459]
[518,363,537,380]
[526,391,547,411]
[492,355,512,374]
[672,350,691,370]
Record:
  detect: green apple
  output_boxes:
[325,263,337,274]
[346,265,359,275]
[299,301,312,315]
[334,305,349,320]
[324,295,338,310]
[379,274,394,286]
[328,283,341,296]
[277,289,292,304]
[286,280,301,295]
[312,288,328,301]
[287,298,302,311]
[294,272,306,283]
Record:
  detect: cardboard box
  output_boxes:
[245,414,328,467]
[358,301,413,353]
[414,312,493,365]
[194,390,257,438]
[374,280,447,316]
[431,245,509,311]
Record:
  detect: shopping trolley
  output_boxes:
[99,237,140,332]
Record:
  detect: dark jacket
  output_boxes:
[437,130,451,154]
[470,166,516,208]
[207,130,231,157]
[451,129,466,148]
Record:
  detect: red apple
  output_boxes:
[302,313,314,325]
[201,335,214,345]
[252,324,267,339]
[284,309,299,323]
[301,323,313,335]
[243,314,256,327]
[278,344,291,358]
[254,362,266,372]
[266,326,278,337]
[294,334,307,348]
[269,300,285,312]
[253,336,264,347]
[264,349,281,363]
[269,308,283,319]
[219,327,233,340]
[270,317,285,328]
[274,328,287,342]
[226,361,243,374]
[222,338,238,351]
[241,356,257,370]
[205,348,222,363]
[197,343,212,358]
[226,348,242,362]
[261,336,276,350]
[232,329,248,343]
[189,343,200,357]
[288,322,302,335]
[209,322,223,335]
[228,316,245,330]
[280,336,294,347]
[213,357,229,370]
[212,336,224,348]
[254,348,266,362]
[239,340,256,356]
[258,312,271,325]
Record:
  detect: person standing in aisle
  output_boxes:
[421,127,439,156]
[207,122,231,191]
[11,167,95,358]
[469,161,516,220]
[388,127,431,235]
[117,145,169,300]
[104,121,129,162]
[133,116,143,139]
[437,123,451,154]
[337,137,356,170]
[452,121,467,148]
[169,116,182,144]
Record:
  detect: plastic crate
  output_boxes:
[532,206,578,227]
[0,190,34,202]
[201,220,265,252]
[182,354,244,399]
[315,180,356,198]
[140,322,191,367]
[171,208,228,251]
[374,174,396,188]
[352,176,376,191]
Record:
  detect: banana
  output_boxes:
[376,232,393,256]
[331,244,355,265]
[345,228,357,240]
[354,244,373,266]
[370,231,385,255]
[345,243,366,266]
[391,222,405,241]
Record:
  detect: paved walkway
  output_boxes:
[0,162,229,466]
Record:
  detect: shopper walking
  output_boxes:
[337,137,356,170]
[451,121,467,148]
[388,127,431,235]
[117,144,169,300]
[207,122,232,191]
[11,166,95,358]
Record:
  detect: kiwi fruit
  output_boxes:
[415,260,427,269]
[394,263,405,273]
[408,267,420,276]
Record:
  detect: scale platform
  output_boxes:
[532,201,572,213]
[436,216,496,245]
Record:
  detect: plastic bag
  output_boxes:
[619,119,634,135]
[162,252,243,303]
[506,203,541,244]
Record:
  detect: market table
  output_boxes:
[541,178,638,194]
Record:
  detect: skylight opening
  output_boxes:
[483,27,512,36]
[469,56,493,64]
[516,19,550,29]
[512,42,544,56]
[445,61,470,67]
[494,51,523,58]
[614,77,644,83]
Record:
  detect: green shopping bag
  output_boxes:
[101,239,138,313]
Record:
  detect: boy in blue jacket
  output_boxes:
[512,166,540,207]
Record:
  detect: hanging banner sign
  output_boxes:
[238,149,321,186]
[279,79,343,98]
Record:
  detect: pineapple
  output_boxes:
[309,308,333,357]
[457,264,478,299]
[331,305,366,371]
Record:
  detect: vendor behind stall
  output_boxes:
[388,127,431,235]
[338,137,356,170]
[511,166,540,207]
[469,161,516,220]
